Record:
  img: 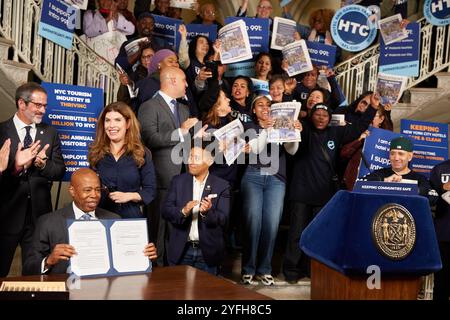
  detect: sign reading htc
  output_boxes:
[424,0,450,26]
[331,5,377,52]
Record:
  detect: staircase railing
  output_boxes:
[335,17,450,103]
[0,0,119,105]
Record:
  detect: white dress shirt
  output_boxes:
[188,174,209,242]
[13,114,37,144]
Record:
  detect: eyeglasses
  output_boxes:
[26,100,47,109]
[141,54,154,60]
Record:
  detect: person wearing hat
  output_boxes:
[363,136,438,204]
[283,95,379,284]
[240,94,302,286]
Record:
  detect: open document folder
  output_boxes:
[67,219,151,277]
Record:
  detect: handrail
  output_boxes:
[0,0,120,105]
[334,17,450,103]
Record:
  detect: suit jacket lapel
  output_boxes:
[35,124,46,146]
[200,174,212,200]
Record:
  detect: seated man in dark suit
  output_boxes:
[364,136,438,205]
[162,145,230,275]
[23,168,157,275]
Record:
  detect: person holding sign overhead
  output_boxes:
[0,82,66,277]
[22,168,157,275]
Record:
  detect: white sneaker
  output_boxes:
[241,274,254,285]
[255,274,275,286]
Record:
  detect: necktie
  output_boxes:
[170,99,181,128]
[80,213,92,220]
[23,126,33,149]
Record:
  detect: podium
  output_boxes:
[300,190,442,300]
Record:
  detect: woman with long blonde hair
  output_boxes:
[89,102,156,218]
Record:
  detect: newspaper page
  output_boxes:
[64,0,88,10]
[124,37,148,57]
[378,14,408,46]
[213,119,246,165]
[271,17,297,50]
[170,0,196,9]
[376,73,407,106]
[282,40,313,77]
[267,101,301,143]
[218,20,252,64]
[330,114,346,127]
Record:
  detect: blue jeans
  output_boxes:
[240,166,286,275]
[180,244,218,276]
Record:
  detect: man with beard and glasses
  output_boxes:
[0,82,65,277]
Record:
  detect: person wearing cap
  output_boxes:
[429,159,450,300]
[115,12,167,74]
[283,95,379,284]
[240,94,302,286]
[364,136,438,204]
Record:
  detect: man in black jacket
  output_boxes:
[0,82,66,277]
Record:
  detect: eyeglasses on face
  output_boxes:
[25,100,47,109]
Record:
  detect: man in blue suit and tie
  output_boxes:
[162,145,230,275]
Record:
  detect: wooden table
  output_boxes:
[0,265,271,300]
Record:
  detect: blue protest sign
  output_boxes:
[42,83,104,181]
[174,24,217,52]
[224,61,255,78]
[152,14,182,49]
[305,41,337,68]
[353,180,418,195]
[424,0,450,26]
[379,23,420,77]
[39,0,77,49]
[401,119,449,178]
[358,127,402,178]
[225,17,270,56]
[331,5,377,52]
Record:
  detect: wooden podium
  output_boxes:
[310,259,421,300]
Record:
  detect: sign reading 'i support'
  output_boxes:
[331,5,378,52]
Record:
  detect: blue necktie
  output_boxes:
[79,213,92,220]
[171,99,181,128]
[23,126,33,149]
